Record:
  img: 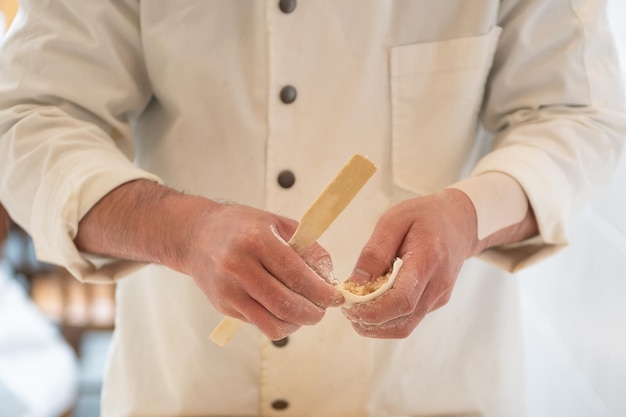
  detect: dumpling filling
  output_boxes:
[342,270,392,296]
[338,257,403,306]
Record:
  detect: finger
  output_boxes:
[263,227,342,309]
[349,290,430,339]
[350,216,407,286]
[342,253,424,325]
[206,248,328,327]
[350,277,453,339]
[243,267,327,326]
[350,313,420,339]
[226,293,301,340]
[409,265,457,315]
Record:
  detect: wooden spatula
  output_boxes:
[209,154,377,346]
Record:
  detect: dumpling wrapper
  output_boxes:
[337,257,403,306]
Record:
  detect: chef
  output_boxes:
[0,1,624,416]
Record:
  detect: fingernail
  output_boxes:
[349,268,372,285]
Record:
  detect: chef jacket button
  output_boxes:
[277,170,296,189]
[272,337,289,347]
[271,399,290,410]
[280,85,297,104]
[278,0,297,14]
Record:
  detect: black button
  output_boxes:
[278,0,297,13]
[271,399,289,410]
[280,85,297,104]
[277,170,296,189]
[272,337,289,347]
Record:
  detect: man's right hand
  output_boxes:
[181,203,343,340]
[74,179,342,340]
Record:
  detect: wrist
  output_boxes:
[153,190,223,273]
[75,180,223,272]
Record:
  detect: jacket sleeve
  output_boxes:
[0,0,162,282]
[474,0,626,271]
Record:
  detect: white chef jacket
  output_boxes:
[0,1,625,416]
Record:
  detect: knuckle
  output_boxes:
[270,296,294,320]
[359,244,391,270]
[439,290,452,305]
[353,321,414,339]
[433,291,452,311]
[442,275,455,292]
[430,272,456,302]
[359,244,382,260]
[395,292,417,317]
[236,228,263,252]
[285,272,311,296]
[307,309,326,325]
[351,322,369,337]
[420,246,446,274]
[217,256,239,277]
[394,325,414,339]
[299,307,325,326]
[249,311,299,340]
[272,296,323,326]
[389,316,420,339]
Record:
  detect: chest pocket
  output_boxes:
[390,26,502,196]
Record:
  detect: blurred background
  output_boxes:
[0,1,625,417]
[520,2,626,416]
[1,3,116,417]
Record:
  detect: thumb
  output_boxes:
[351,222,405,285]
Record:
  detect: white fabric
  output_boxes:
[449,172,528,240]
[0,1,624,416]
[520,3,626,412]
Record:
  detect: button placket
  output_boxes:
[265,0,303,208]
[263,2,302,414]
[275,0,297,194]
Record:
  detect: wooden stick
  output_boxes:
[209,154,377,346]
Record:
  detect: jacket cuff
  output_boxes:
[467,145,572,272]
[31,153,162,283]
